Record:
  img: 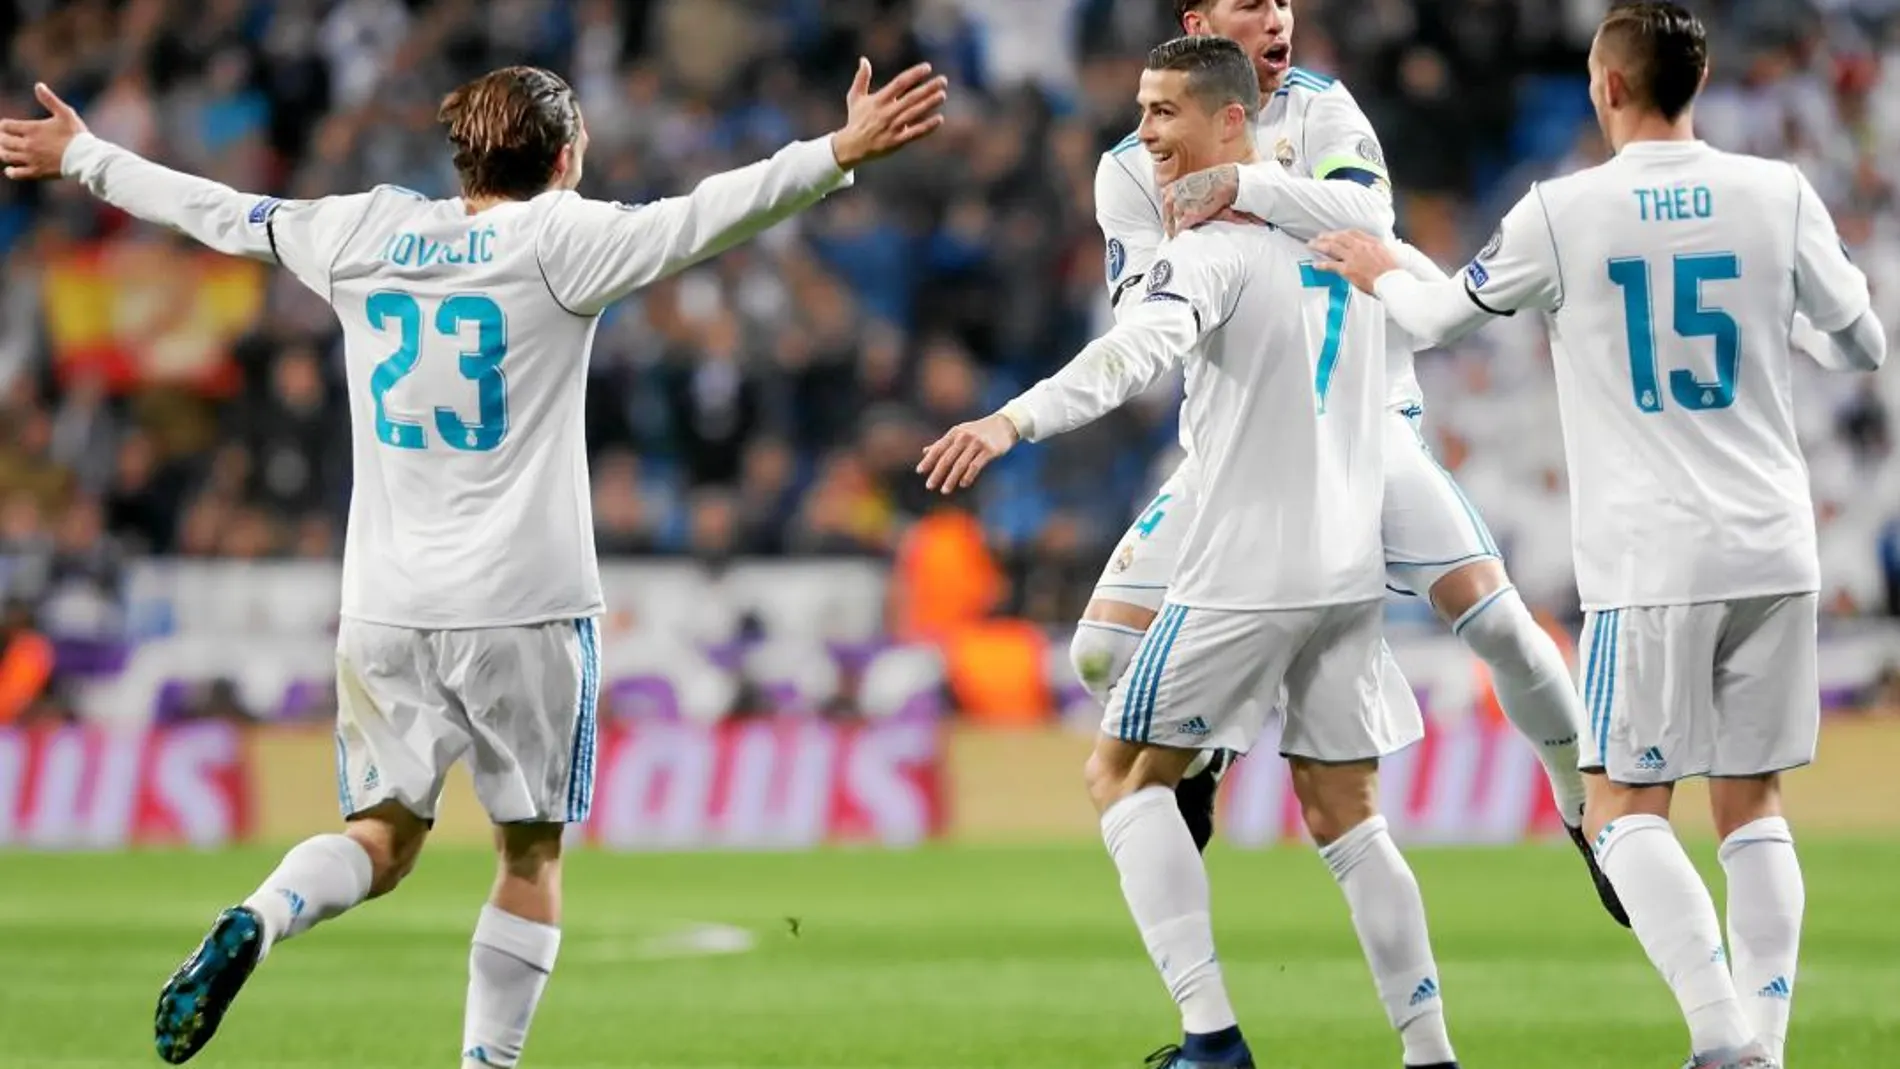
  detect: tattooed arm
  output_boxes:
[1162,81,1396,239]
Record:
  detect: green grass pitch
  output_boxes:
[3,840,1897,1068]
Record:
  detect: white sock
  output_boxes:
[1453,586,1588,824]
[1100,785,1236,1034]
[1070,621,1145,705]
[462,904,562,1068]
[1318,816,1456,1066]
[1720,817,1803,1064]
[1594,815,1753,1054]
[240,832,373,959]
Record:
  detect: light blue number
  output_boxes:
[367,291,426,449]
[1606,253,1740,414]
[1300,263,1351,413]
[1135,493,1172,540]
[434,295,509,451]
[1670,253,1740,410]
[364,291,510,451]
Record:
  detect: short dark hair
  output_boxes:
[1598,2,1708,122]
[1146,36,1260,121]
[437,66,580,200]
[1174,0,1210,26]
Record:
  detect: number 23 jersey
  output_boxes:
[1463,141,1871,610]
[256,140,848,628]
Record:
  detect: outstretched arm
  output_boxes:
[1313,187,1563,348]
[916,300,1198,494]
[920,232,1240,493]
[3,83,280,260]
[544,59,947,314]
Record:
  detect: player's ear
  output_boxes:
[1604,68,1627,110]
[1182,10,1207,35]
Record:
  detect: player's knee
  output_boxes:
[497,823,564,884]
[345,804,430,898]
[1289,759,1380,846]
[1083,748,1126,812]
[1069,623,1142,705]
[1710,775,1783,840]
[1450,583,1542,672]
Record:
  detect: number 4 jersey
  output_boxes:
[1461,140,1872,610]
[62,131,851,628]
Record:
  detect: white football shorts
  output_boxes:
[333,616,602,824]
[1103,599,1423,763]
[1577,593,1819,784]
[1381,405,1502,597]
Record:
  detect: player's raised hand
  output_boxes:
[0,83,88,181]
[917,413,1020,494]
[1309,230,1401,295]
[1162,163,1240,236]
[831,59,948,171]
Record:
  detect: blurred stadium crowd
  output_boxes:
[0,0,1896,658]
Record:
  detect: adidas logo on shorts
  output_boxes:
[1180,716,1211,737]
[1636,746,1667,771]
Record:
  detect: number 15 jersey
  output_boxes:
[247,142,849,628]
[1461,140,1872,610]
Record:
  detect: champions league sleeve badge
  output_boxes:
[1147,258,1174,293]
[1107,238,1127,283]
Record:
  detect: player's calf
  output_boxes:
[1712,776,1803,1066]
[463,822,566,1069]
[1091,735,1251,1066]
[1588,781,1757,1059]
[153,805,419,1063]
[1291,759,1459,1069]
[1432,564,1589,821]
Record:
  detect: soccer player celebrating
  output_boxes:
[1313,5,1887,1067]
[923,37,1462,1069]
[0,62,946,1067]
[1077,0,1624,927]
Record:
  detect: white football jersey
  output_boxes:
[1139,222,1388,610]
[1461,140,1872,609]
[1093,67,1421,409]
[62,131,850,629]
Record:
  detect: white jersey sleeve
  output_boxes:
[1375,185,1564,348]
[61,133,371,299]
[1463,187,1564,316]
[540,136,851,315]
[1002,232,1239,442]
[1094,147,1165,313]
[1233,82,1395,240]
[1790,166,1871,332]
[1141,231,1246,336]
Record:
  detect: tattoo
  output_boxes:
[1165,165,1239,231]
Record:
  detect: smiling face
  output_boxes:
[1136,67,1241,185]
[1183,0,1294,94]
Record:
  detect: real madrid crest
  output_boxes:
[1274,138,1296,169]
[1147,258,1173,293]
[1110,543,1136,574]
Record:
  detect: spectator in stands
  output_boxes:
[0,597,54,726]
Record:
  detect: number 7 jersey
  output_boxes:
[1462,140,1872,609]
